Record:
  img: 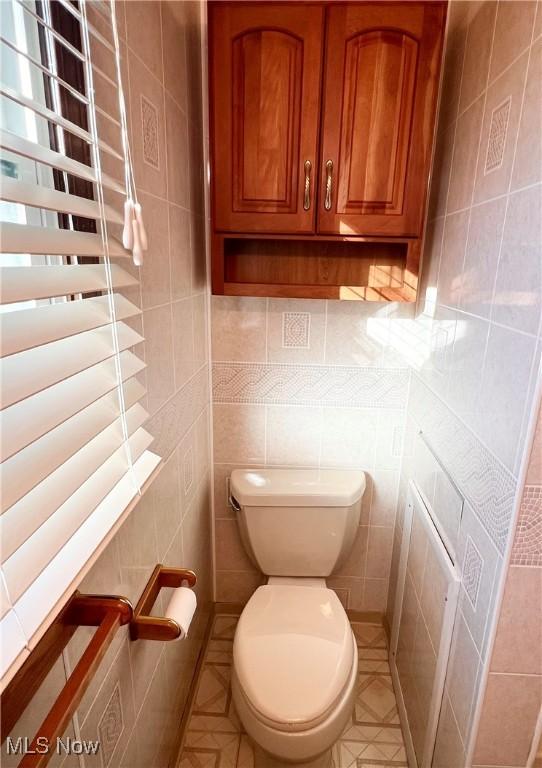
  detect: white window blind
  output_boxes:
[0,0,160,689]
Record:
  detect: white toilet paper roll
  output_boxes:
[164,587,197,639]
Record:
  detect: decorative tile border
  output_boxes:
[410,376,517,554]
[511,485,542,566]
[212,363,409,409]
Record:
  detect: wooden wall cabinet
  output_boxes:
[209,1,446,301]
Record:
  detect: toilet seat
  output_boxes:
[233,584,355,733]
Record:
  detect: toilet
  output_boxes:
[229,468,366,764]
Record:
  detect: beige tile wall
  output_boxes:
[388,1,542,764]
[2,3,212,768]
[211,298,413,612]
[472,401,542,767]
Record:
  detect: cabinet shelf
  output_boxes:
[223,282,416,302]
[214,235,418,302]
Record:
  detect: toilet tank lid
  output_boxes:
[230,468,365,507]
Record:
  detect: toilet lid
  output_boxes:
[233,585,354,732]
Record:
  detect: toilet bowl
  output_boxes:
[232,580,358,762]
[229,468,366,763]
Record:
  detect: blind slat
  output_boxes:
[0,177,123,224]
[18,0,117,58]
[0,84,123,160]
[0,129,125,194]
[12,447,161,648]
[1,378,144,511]
[0,36,89,105]
[16,0,87,62]
[0,351,145,462]
[1,321,143,409]
[3,422,153,603]
[0,263,137,303]
[1,403,149,568]
[0,222,129,257]
[1,293,140,357]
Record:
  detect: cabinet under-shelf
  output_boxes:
[212,234,420,302]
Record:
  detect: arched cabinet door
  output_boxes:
[210,3,324,234]
[318,3,446,237]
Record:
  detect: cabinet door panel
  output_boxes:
[342,31,417,211]
[233,30,302,209]
[319,3,445,237]
[210,3,323,233]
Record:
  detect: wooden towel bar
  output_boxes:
[1,593,132,768]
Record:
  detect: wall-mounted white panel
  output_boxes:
[390,481,460,768]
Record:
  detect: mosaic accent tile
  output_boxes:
[212,363,409,409]
[410,376,517,554]
[511,485,542,566]
[141,94,160,170]
[177,617,406,768]
[98,683,124,768]
[282,312,311,348]
[485,97,511,174]
[462,536,483,609]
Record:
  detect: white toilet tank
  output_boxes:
[229,468,365,577]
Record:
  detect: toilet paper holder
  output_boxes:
[130,564,197,641]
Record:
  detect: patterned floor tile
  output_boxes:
[182,733,240,768]
[351,624,388,650]
[236,736,254,768]
[177,616,406,768]
[179,750,219,768]
[206,639,234,663]
[212,616,238,640]
[188,713,242,735]
[357,649,388,661]
[194,664,232,716]
[358,658,391,675]
[355,676,400,726]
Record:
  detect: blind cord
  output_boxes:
[79,0,139,493]
[109,0,147,265]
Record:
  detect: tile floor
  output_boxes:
[177,614,407,768]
